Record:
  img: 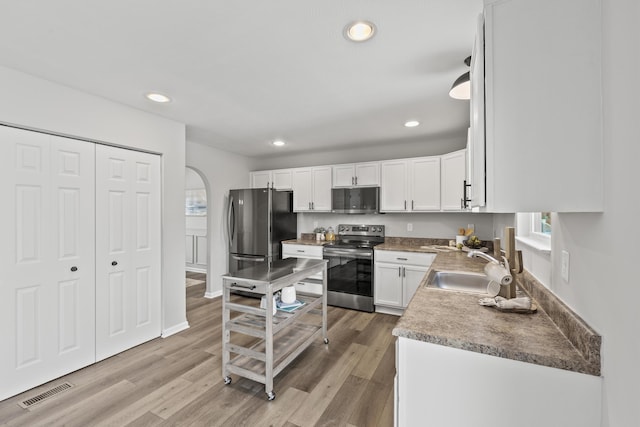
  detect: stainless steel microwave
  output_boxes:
[331,187,380,214]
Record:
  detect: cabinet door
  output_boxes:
[292,168,312,212]
[332,164,355,187]
[441,150,467,211]
[380,160,408,212]
[355,162,380,186]
[95,145,161,361]
[272,169,292,190]
[185,235,194,264]
[250,171,271,188]
[311,167,332,211]
[195,235,207,265]
[0,127,96,401]
[410,157,441,211]
[374,263,403,307]
[402,265,428,307]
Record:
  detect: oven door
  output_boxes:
[323,248,373,297]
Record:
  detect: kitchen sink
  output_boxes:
[430,271,490,293]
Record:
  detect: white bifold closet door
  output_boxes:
[0,126,96,401]
[95,144,161,361]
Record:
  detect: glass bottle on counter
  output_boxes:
[325,226,335,241]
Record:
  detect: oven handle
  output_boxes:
[323,250,372,259]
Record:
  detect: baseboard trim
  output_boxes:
[161,321,190,338]
[204,290,222,299]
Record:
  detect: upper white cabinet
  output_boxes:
[250,169,293,190]
[470,0,603,212]
[292,166,332,212]
[332,162,380,187]
[441,149,467,211]
[380,157,440,212]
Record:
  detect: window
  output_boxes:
[516,212,551,254]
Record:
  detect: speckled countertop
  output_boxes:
[282,239,329,246]
[391,250,600,376]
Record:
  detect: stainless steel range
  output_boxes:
[323,224,385,312]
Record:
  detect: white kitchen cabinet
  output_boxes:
[292,166,332,212]
[374,250,435,314]
[332,162,380,187]
[440,149,467,211]
[380,157,440,212]
[469,0,603,212]
[396,337,602,427]
[282,243,324,295]
[250,169,293,190]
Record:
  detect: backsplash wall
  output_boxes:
[297,212,495,241]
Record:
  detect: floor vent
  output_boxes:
[19,382,74,409]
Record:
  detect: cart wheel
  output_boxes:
[267,391,276,401]
[223,376,232,385]
[324,338,329,345]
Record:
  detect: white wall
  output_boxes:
[0,65,188,336]
[253,134,466,170]
[185,141,253,297]
[543,1,639,425]
[298,212,495,241]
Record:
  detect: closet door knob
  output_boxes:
[70,266,78,272]
[111,261,118,266]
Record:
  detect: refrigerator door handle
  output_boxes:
[231,255,266,262]
[227,195,235,249]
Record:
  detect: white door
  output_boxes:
[95,145,161,361]
[250,171,271,188]
[354,162,380,186]
[402,265,428,307]
[333,164,355,187]
[292,168,312,212]
[441,150,467,211]
[374,263,403,308]
[271,169,293,190]
[0,126,96,401]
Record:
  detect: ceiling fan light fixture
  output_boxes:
[145,92,171,103]
[345,21,376,42]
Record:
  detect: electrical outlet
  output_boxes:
[561,250,570,282]
[407,223,413,232]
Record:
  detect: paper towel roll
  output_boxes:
[486,281,501,297]
[484,262,513,286]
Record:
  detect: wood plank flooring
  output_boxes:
[0,281,397,426]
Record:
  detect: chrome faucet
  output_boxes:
[467,250,510,270]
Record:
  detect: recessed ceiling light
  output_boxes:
[272,140,285,147]
[345,21,376,42]
[145,92,171,103]
[404,120,420,128]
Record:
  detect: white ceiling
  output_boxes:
[0,0,482,158]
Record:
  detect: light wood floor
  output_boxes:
[0,282,397,426]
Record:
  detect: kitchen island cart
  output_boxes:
[221,258,328,400]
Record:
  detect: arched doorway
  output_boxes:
[185,167,208,292]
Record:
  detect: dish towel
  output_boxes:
[479,296,532,310]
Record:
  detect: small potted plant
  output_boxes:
[314,227,326,241]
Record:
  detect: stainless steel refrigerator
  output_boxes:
[227,188,297,274]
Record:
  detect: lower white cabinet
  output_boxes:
[186,233,207,271]
[0,125,162,400]
[374,250,435,313]
[282,243,324,295]
[396,337,602,427]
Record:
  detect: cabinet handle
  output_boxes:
[308,202,311,210]
[398,267,402,277]
[311,202,314,210]
[355,176,358,185]
[396,257,408,261]
[111,261,118,266]
[297,250,305,253]
[411,200,414,210]
[404,200,407,210]
[402,267,406,277]
[70,266,78,272]
[352,176,355,185]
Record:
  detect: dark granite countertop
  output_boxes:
[392,250,600,376]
